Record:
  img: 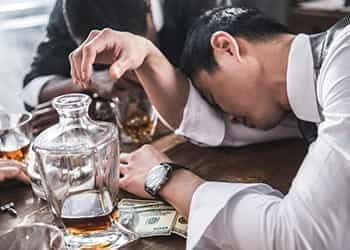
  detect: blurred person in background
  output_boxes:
[22,0,290,135]
[22,0,232,134]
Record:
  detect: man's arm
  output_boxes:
[23,0,79,108]
[70,29,300,143]
[70,29,189,129]
[134,42,189,128]
[119,29,350,250]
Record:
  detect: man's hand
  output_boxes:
[119,145,205,218]
[0,160,30,183]
[69,29,151,87]
[119,145,171,199]
[69,28,189,130]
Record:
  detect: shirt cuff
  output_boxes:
[187,182,282,250]
[21,75,59,107]
[175,81,225,146]
[150,0,164,32]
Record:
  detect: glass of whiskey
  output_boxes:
[0,111,32,162]
[113,84,158,145]
[0,111,48,199]
[32,94,138,249]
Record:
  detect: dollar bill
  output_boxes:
[172,214,188,238]
[119,206,177,237]
[118,199,188,238]
[118,199,165,210]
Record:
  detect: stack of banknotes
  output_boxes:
[118,199,187,238]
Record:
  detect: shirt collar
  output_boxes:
[287,34,322,123]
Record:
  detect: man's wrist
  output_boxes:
[143,39,163,65]
[158,169,205,217]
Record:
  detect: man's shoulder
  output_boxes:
[334,25,350,45]
[322,23,350,63]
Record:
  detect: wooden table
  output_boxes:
[0,134,306,249]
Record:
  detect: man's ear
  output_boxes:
[210,31,242,62]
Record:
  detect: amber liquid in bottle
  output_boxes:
[60,190,118,236]
[63,213,113,235]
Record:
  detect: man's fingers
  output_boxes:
[109,57,131,80]
[80,30,101,82]
[0,160,30,184]
[80,29,117,84]
[16,170,31,184]
[119,165,130,190]
[69,52,80,86]
[119,164,128,176]
[81,45,95,84]
[119,164,129,183]
[70,30,101,86]
[69,51,83,86]
[0,166,29,184]
[120,153,131,163]
[68,52,76,84]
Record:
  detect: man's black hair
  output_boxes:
[180,7,289,77]
[63,0,148,42]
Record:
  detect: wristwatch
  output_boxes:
[144,162,185,198]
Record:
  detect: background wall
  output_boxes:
[0,0,54,112]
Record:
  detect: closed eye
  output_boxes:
[208,94,222,112]
[194,84,223,112]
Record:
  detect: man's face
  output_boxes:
[193,55,287,130]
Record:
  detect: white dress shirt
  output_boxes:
[176,82,300,147]
[22,0,165,107]
[178,27,350,250]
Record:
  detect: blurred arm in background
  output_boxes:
[0,160,30,183]
[22,0,81,109]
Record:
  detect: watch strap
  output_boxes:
[144,162,186,198]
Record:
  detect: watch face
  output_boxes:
[146,165,168,192]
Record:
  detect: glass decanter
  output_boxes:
[32,93,138,249]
